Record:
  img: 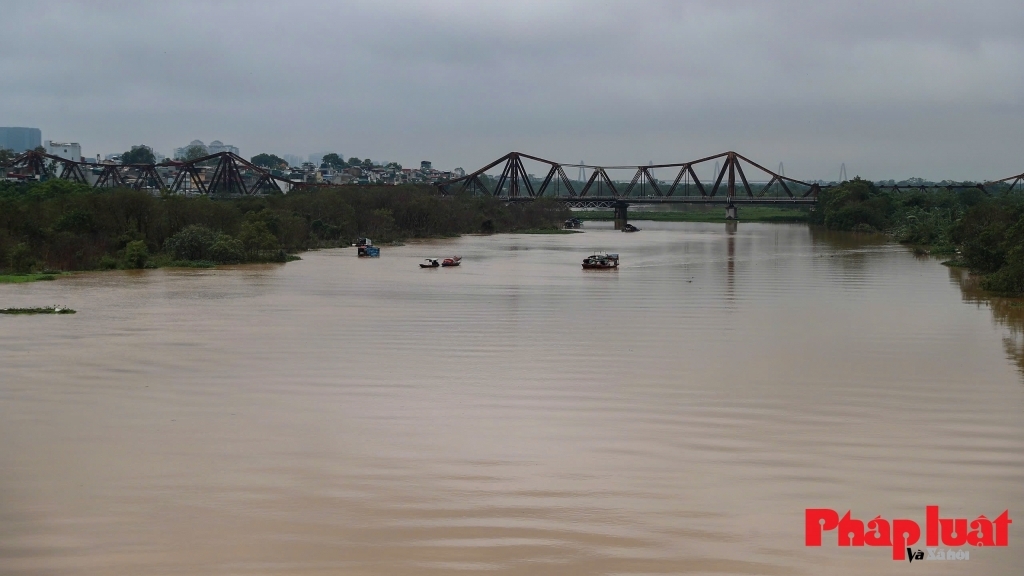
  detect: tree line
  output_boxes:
[0,180,568,273]
[250,152,399,171]
[810,177,1024,294]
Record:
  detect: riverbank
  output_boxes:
[0,273,67,284]
[810,177,1024,295]
[0,181,569,275]
[574,206,808,223]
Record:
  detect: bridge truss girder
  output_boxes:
[1,151,292,196]
[438,151,830,203]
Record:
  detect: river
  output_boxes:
[1,221,1022,575]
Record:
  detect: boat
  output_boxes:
[564,217,583,229]
[582,253,619,269]
[356,238,379,257]
[420,258,440,268]
[622,223,640,232]
[441,256,462,267]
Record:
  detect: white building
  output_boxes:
[45,140,82,162]
[208,140,240,156]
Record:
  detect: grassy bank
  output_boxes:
[575,206,809,223]
[0,273,64,283]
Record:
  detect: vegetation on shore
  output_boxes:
[0,306,75,314]
[0,180,569,274]
[811,177,1024,295]
[576,206,809,223]
[0,272,64,283]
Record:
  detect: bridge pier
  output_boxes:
[725,201,738,220]
[614,201,628,230]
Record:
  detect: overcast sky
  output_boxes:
[1,0,1021,180]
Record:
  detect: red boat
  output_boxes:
[441,256,462,267]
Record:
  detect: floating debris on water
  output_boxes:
[0,306,76,315]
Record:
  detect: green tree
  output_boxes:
[7,243,35,273]
[322,153,346,170]
[384,162,402,171]
[54,209,96,234]
[251,153,287,169]
[238,219,279,260]
[164,225,218,261]
[121,145,156,165]
[812,177,892,231]
[346,157,361,167]
[0,147,15,165]
[121,240,149,269]
[208,234,245,264]
[361,158,374,169]
[182,144,208,162]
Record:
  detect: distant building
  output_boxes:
[174,140,208,160]
[45,140,82,162]
[420,161,432,171]
[0,127,42,153]
[208,140,239,156]
[283,154,304,168]
[173,139,238,159]
[309,152,333,165]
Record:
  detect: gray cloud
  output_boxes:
[1,0,1021,180]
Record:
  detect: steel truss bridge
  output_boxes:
[3,149,1023,205]
[438,151,1024,209]
[439,151,823,206]
[2,150,297,195]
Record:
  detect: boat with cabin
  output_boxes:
[582,253,619,269]
[355,238,379,257]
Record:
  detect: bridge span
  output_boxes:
[436,150,1024,225]
[437,151,826,224]
[4,147,1022,223]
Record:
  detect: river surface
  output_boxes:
[1,221,1022,575]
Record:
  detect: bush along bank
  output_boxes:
[0,180,570,273]
[809,177,1024,295]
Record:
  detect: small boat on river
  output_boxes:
[582,253,619,270]
[441,256,462,267]
[420,258,440,268]
[355,238,379,257]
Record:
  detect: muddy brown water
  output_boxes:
[1,221,1022,575]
